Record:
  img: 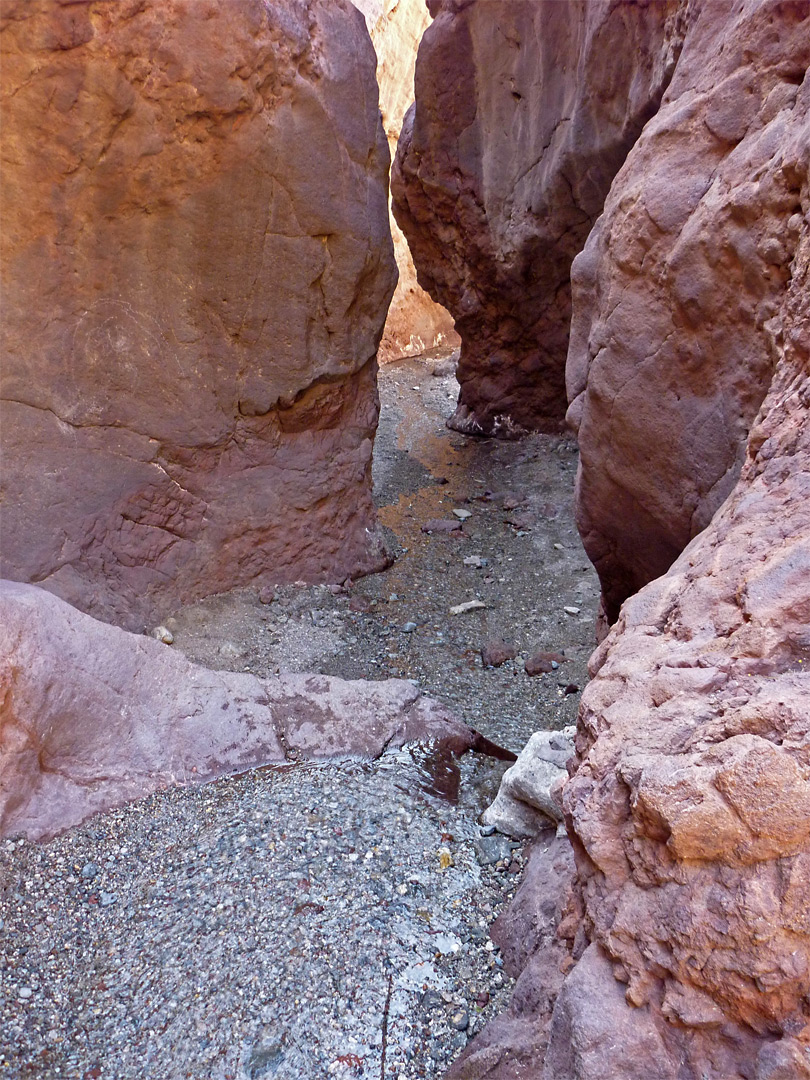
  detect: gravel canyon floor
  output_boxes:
[0,358,600,1079]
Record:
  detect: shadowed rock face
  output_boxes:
[392,0,684,436]
[568,0,810,620]
[0,581,476,842]
[0,0,397,632]
[555,169,810,1077]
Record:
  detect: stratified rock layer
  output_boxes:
[356,0,458,362]
[556,184,810,1075]
[567,0,810,620]
[0,581,476,842]
[392,0,684,435]
[0,0,397,631]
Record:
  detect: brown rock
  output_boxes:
[558,202,810,1074]
[524,651,568,677]
[421,518,464,535]
[481,640,516,668]
[0,0,397,632]
[0,580,477,841]
[392,0,684,435]
[567,0,810,620]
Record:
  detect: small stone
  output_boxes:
[453,508,472,520]
[563,606,581,615]
[564,683,580,695]
[525,655,553,676]
[18,987,33,999]
[422,519,464,534]
[463,555,487,568]
[450,599,487,615]
[258,586,278,604]
[553,542,564,550]
[389,593,399,602]
[80,862,99,880]
[481,640,516,668]
[480,824,496,836]
[150,625,174,644]
[402,622,418,633]
[449,1009,469,1031]
[99,892,116,907]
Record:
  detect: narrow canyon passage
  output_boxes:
[0,359,599,1080]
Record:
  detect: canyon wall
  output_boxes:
[356,0,458,362]
[555,199,810,1079]
[392,0,685,435]
[0,0,397,632]
[568,0,810,620]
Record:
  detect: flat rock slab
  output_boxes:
[0,581,476,841]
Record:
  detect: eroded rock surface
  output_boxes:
[355,0,458,361]
[556,202,810,1076]
[0,581,475,841]
[392,0,684,435]
[0,0,396,631]
[567,0,810,619]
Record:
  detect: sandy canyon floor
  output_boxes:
[1,356,600,1079]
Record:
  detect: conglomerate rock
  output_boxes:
[0,0,397,632]
[554,196,810,1076]
[392,0,685,435]
[0,580,476,842]
[355,0,458,361]
[567,0,810,620]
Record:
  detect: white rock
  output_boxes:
[453,508,472,520]
[482,727,576,839]
[563,606,581,615]
[449,599,487,615]
[150,626,174,644]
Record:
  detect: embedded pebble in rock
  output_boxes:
[0,361,600,1078]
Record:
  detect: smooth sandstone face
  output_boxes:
[0,0,397,630]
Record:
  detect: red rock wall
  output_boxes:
[557,201,810,1077]
[392,0,685,435]
[0,0,397,631]
[568,0,810,621]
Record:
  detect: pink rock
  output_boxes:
[0,581,476,841]
[0,0,396,631]
[567,0,810,619]
[559,205,810,1074]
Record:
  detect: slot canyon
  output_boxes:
[1,1,808,1078]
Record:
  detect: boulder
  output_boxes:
[355,0,459,361]
[567,0,810,619]
[392,0,684,435]
[0,0,397,632]
[0,581,475,841]
[482,728,574,839]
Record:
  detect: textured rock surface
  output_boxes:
[392,0,684,435]
[0,0,397,631]
[447,832,574,1079]
[356,0,458,361]
[0,581,476,842]
[567,0,810,620]
[557,194,810,1075]
[482,728,574,839]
